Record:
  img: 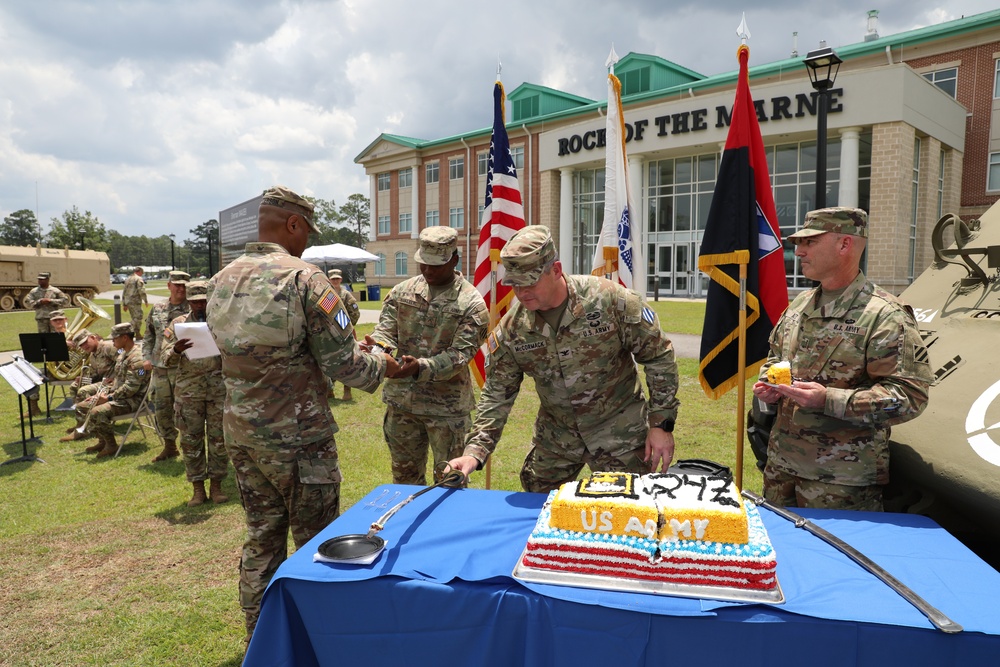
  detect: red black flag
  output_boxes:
[697,44,788,399]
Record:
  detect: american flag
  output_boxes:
[471,81,526,387]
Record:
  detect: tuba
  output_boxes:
[46,297,111,381]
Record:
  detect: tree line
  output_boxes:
[1,194,371,275]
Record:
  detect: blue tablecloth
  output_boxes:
[245,484,1000,666]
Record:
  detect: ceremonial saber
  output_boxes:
[742,490,963,634]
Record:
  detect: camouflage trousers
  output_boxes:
[152,368,178,441]
[762,465,884,511]
[124,303,144,336]
[383,405,469,485]
[519,407,651,493]
[175,394,227,482]
[35,319,52,334]
[226,436,342,637]
[87,400,139,440]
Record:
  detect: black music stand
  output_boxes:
[19,332,69,423]
[1,356,46,465]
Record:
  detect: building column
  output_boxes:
[369,175,377,242]
[559,168,574,268]
[410,168,420,239]
[628,155,646,293]
[838,127,863,209]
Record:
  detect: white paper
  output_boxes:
[174,322,221,360]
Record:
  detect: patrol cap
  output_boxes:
[111,322,134,337]
[168,270,190,285]
[72,329,93,346]
[260,185,317,233]
[414,226,458,266]
[500,226,557,286]
[327,269,343,279]
[37,272,51,280]
[788,207,869,240]
[186,280,208,301]
[48,310,67,320]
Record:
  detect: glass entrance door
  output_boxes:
[650,242,701,298]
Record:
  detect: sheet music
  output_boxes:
[174,322,221,360]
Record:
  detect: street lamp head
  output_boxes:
[804,46,842,91]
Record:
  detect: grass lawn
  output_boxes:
[0,303,765,666]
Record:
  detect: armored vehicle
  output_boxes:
[888,203,1000,567]
[0,245,111,311]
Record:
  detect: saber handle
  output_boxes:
[742,490,963,634]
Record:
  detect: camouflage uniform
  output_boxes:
[143,275,190,443]
[372,228,489,484]
[23,277,69,333]
[207,194,389,640]
[80,324,149,455]
[760,207,932,510]
[73,337,120,401]
[463,274,680,492]
[121,271,147,336]
[328,269,360,400]
[161,311,227,484]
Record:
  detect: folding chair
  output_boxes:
[114,383,162,458]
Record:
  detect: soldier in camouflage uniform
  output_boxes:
[754,207,932,511]
[206,186,400,643]
[60,329,120,437]
[327,268,360,401]
[74,322,150,458]
[161,280,229,507]
[448,226,681,493]
[371,226,489,485]
[143,270,190,462]
[23,272,69,334]
[121,267,148,337]
[48,310,69,335]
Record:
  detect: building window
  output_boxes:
[449,207,464,229]
[399,213,412,234]
[478,204,485,229]
[622,66,651,96]
[478,152,489,176]
[994,60,1000,98]
[377,173,390,191]
[398,168,412,189]
[922,67,957,98]
[511,145,524,171]
[646,153,718,235]
[377,215,390,235]
[395,251,408,276]
[937,150,946,218]
[988,152,1000,191]
[572,169,605,274]
[512,95,539,122]
[449,157,464,180]
[374,253,386,276]
[910,137,921,281]
[425,210,439,227]
[426,162,439,184]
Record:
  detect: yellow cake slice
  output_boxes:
[549,472,659,539]
[765,361,792,385]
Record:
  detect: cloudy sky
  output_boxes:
[0,0,995,243]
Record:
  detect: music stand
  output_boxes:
[0,356,47,465]
[19,332,69,423]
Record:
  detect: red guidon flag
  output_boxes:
[697,44,789,399]
[471,81,526,387]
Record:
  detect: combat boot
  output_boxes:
[84,441,104,454]
[342,387,353,401]
[28,397,42,417]
[96,434,118,458]
[209,479,229,504]
[59,430,84,442]
[152,440,179,462]
[187,481,207,507]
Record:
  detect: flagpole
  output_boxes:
[736,260,748,489]
[485,260,497,490]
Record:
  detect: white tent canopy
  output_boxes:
[301,243,379,264]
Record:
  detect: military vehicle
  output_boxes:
[0,245,112,311]
[887,202,1000,567]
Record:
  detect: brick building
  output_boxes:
[356,10,1000,297]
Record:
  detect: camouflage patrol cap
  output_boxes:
[789,207,869,239]
[37,272,50,280]
[327,269,343,279]
[414,226,459,266]
[48,310,67,320]
[186,280,208,301]
[110,322,134,337]
[500,226,557,286]
[168,270,190,285]
[72,329,93,346]
[260,185,318,233]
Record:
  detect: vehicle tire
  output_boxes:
[73,290,95,306]
[0,293,14,311]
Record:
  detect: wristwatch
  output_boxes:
[653,418,675,433]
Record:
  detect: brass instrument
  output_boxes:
[76,383,111,435]
[47,297,110,381]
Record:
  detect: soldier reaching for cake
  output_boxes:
[448,226,681,493]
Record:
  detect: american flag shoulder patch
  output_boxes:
[335,309,350,330]
[642,307,655,324]
[318,288,340,314]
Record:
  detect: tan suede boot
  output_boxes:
[187,481,207,507]
[209,479,229,504]
[152,440,179,462]
[342,387,353,401]
[59,430,85,442]
[84,439,104,453]
[28,398,42,417]
[96,434,118,458]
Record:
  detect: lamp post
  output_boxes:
[207,229,216,277]
[168,234,176,271]
[803,45,842,209]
